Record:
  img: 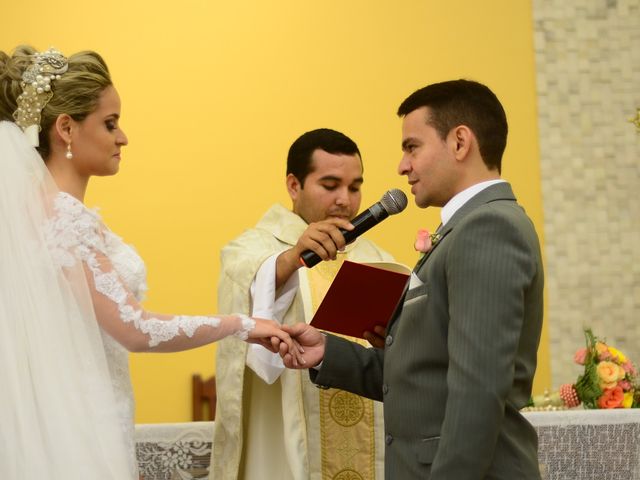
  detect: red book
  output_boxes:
[310,261,410,339]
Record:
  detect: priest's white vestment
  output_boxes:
[212,204,393,480]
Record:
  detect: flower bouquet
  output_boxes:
[526,329,639,410]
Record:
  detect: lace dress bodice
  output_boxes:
[43,192,254,476]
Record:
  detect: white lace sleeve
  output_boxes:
[43,194,255,352]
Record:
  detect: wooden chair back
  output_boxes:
[192,374,216,421]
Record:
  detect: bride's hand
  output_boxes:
[245,318,305,366]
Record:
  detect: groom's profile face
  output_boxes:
[398,106,456,209]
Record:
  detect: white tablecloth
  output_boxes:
[136,422,214,480]
[525,409,640,480]
[135,409,640,480]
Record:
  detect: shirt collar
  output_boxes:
[440,179,506,227]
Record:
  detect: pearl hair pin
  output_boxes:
[13,47,68,147]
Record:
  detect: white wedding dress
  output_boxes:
[44,192,255,478]
[0,121,252,479]
[45,191,152,475]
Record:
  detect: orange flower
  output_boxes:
[596,342,612,360]
[598,386,625,409]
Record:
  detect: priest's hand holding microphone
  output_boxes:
[277,189,408,361]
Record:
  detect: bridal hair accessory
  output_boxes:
[12,47,68,147]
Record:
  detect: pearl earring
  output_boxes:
[65,143,73,160]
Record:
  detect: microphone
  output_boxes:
[300,188,408,268]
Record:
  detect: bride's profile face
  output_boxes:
[70,85,128,177]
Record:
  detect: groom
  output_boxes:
[281,79,544,479]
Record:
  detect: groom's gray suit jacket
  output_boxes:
[312,182,544,479]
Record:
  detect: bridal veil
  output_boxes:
[0,121,134,478]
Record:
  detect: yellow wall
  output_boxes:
[2,0,549,422]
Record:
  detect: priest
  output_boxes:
[212,128,393,480]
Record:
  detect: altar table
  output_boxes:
[135,409,640,479]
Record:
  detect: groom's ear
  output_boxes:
[450,125,473,161]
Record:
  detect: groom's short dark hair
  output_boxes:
[398,79,508,173]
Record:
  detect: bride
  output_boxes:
[0,46,301,479]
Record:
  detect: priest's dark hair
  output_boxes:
[287,128,362,186]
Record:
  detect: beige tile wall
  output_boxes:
[533,0,640,387]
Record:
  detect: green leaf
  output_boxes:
[575,361,602,409]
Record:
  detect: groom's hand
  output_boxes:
[278,323,326,369]
[363,325,387,348]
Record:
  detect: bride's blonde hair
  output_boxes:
[0,45,112,158]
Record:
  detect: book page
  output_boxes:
[361,261,412,275]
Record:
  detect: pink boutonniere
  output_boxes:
[414,229,441,255]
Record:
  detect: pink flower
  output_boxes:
[573,348,587,365]
[623,360,637,376]
[619,380,632,391]
[414,229,433,253]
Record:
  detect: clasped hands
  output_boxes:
[246,319,323,368]
[249,319,386,369]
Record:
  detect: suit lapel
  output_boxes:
[386,182,517,333]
